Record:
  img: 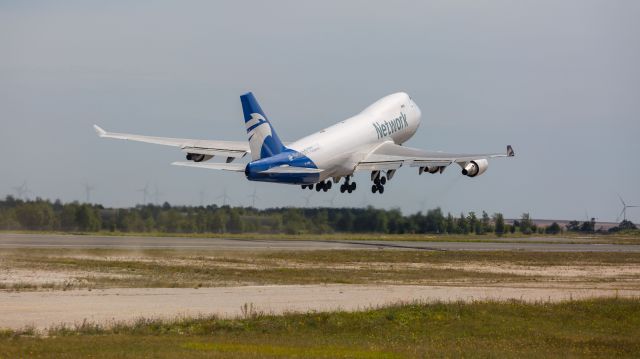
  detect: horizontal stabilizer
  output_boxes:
[260,166,323,174]
[93,124,250,157]
[171,162,246,172]
[93,125,107,136]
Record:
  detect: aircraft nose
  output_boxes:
[413,100,422,119]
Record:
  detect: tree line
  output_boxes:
[0,196,635,235]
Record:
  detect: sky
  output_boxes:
[1,0,639,222]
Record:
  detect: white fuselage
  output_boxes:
[288,92,422,180]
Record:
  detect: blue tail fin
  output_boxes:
[240,92,285,161]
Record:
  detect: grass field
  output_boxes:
[2,248,640,291]
[3,229,640,244]
[0,298,638,358]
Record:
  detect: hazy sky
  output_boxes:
[1,0,639,222]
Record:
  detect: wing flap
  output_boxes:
[181,147,247,158]
[355,160,404,171]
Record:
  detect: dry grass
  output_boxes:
[2,248,640,291]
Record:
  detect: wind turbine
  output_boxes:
[617,194,640,222]
[152,183,163,205]
[198,188,207,206]
[83,182,95,203]
[137,183,150,204]
[12,181,31,200]
[247,188,260,208]
[216,188,231,206]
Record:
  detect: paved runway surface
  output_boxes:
[1,233,639,252]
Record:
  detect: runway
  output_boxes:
[1,233,639,252]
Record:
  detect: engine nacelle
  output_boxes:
[462,159,488,177]
[186,153,213,162]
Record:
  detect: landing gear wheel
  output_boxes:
[340,185,346,193]
[326,181,332,189]
[380,176,387,185]
[347,188,352,193]
[377,185,384,194]
[350,182,356,191]
[323,186,329,192]
[374,177,380,185]
[371,185,378,193]
[316,184,322,192]
[301,185,307,190]
[309,185,314,190]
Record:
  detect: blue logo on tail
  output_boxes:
[240,92,285,160]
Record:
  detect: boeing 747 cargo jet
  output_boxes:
[94,92,514,194]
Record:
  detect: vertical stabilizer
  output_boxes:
[240,92,285,161]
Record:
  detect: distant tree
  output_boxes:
[618,220,637,230]
[520,213,533,235]
[15,202,55,230]
[609,220,637,233]
[425,208,445,233]
[458,213,469,234]
[545,222,562,235]
[566,220,581,232]
[445,213,456,234]
[336,211,354,232]
[76,205,101,232]
[467,212,478,234]
[227,209,244,233]
[474,220,483,235]
[60,203,79,230]
[493,213,505,237]
[210,211,226,233]
[579,219,595,233]
[481,211,492,233]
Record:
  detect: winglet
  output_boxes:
[93,125,107,137]
[507,145,515,157]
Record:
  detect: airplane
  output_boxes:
[94,92,514,195]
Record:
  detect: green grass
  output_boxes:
[0,298,638,358]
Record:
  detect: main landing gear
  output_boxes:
[339,176,356,194]
[370,170,394,194]
[300,177,357,194]
[301,180,332,192]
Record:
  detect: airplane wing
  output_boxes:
[355,142,514,172]
[94,125,249,159]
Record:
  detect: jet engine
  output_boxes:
[186,153,213,162]
[461,159,488,177]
